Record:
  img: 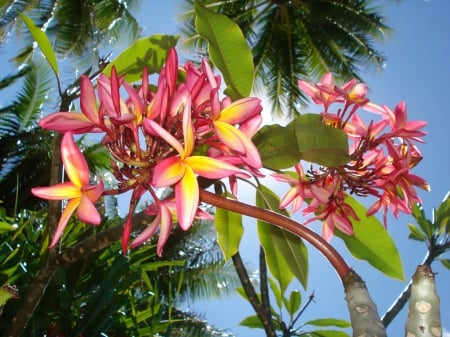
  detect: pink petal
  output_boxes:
[39,112,101,133]
[80,76,100,124]
[31,182,81,200]
[61,133,90,187]
[49,198,80,248]
[144,120,184,156]
[131,214,161,249]
[156,203,173,256]
[182,98,194,156]
[77,194,102,224]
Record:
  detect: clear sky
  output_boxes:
[132,1,450,336]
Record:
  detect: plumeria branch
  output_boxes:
[232,252,277,337]
[199,188,351,280]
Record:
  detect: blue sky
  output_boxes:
[132,1,449,336]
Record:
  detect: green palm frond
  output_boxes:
[0,64,31,89]
[179,0,391,117]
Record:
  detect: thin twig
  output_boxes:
[232,252,276,337]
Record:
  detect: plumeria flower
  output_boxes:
[146,97,244,231]
[31,132,104,248]
[273,163,313,213]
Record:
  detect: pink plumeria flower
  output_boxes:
[146,97,243,231]
[298,73,344,111]
[273,164,313,213]
[31,132,104,247]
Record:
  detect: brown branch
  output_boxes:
[259,246,274,332]
[199,189,351,280]
[232,252,276,337]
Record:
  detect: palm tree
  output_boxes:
[178,0,390,117]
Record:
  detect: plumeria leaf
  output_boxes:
[305,318,351,328]
[256,184,309,293]
[253,123,300,170]
[268,277,283,309]
[295,114,350,167]
[103,34,179,83]
[411,203,433,239]
[434,192,450,235]
[335,196,405,280]
[441,259,450,270]
[195,2,254,99]
[240,315,264,329]
[284,290,302,317]
[407,223,427,242]
[215,201,244,261]
[19,14,58,76]
[306,330,351,337]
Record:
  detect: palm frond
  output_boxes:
[179,0,391,117]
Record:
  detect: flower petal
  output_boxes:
[31,182,81,200]
[80,75,100,124]
[152,157,185,187]
[144,119,184,156]
[61,133,90,187]
[185,156,241,179]
[219,97,262,124]
[39,112,102,133]
[49,198,80,248]
[175,166,199,230]
[77,194,102,224]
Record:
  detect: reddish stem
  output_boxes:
[199,189,351,281]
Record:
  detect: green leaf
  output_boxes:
[305,318,351,328]
[435,192,450,235]
[335,196,405,280]
[253,123,300,170]
[407,223,427,242]
[215,205,243,261]
[19,14,58,76]
[305,330,351,337]
[195,2,254,99]
[412,203,433,239]
[0,222,16,233]
[440,259,450,270]
[285,290,302,317]
[256,185,309,292]
[240,315,264,329]
[103,34,179,83]
[295,114,350,167]
[268,277,283,309]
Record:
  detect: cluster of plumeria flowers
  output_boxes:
[31,48,429,254]
[273,73,429,240]
[32,48,263,255]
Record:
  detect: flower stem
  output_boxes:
[199,189,351,281]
